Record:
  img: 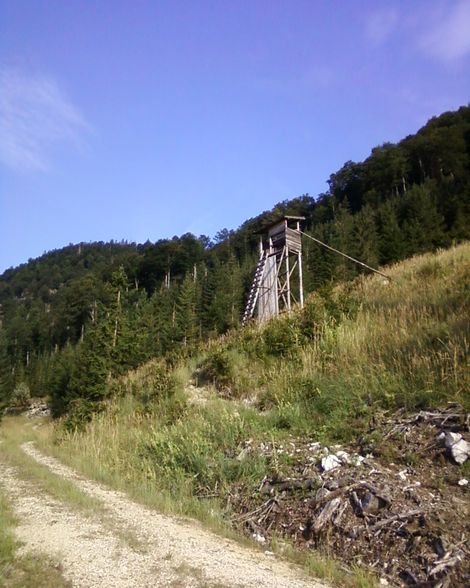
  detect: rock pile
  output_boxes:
[230,404,469,587]
[24,402,50,418]
[3,401,50,418]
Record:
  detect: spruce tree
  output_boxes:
[377,200,405,264]
[0,329,13,407]
[175,273,199,346]
[67,317,111,408]
[349,205,379,269]
[400,181,447,255]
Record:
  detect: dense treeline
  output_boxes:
[1,105,469,419]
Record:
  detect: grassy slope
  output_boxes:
[30,242,470,587]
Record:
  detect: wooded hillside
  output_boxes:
[1,105,469,416]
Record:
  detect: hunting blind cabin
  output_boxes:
[242,215,391,324]
[242,216,305,324]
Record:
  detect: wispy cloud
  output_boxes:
[364,2,470,64]
[364,8,399,45]
[0,68,91,173]
[419,0,470,62]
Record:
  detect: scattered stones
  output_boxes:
[252,533,266,544]
[351,454,365,466]
[25,402,50,418]
[3,401,50,418]
[335,450,350,463]
[231,404,470,587]
[321,454,342,472]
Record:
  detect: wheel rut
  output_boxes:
[0,442,327,587]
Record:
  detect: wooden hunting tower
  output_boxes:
[242,216,305,324]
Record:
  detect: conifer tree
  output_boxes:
[350,205,379,269]
[329,204,356,281]
[0,329,13,407]
[48,345,76,417]
[400,181,447,255]
[377,200,405,264]
[175,273,199,346]
[66,316,111,409]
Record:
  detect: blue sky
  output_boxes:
[1,0,469,272]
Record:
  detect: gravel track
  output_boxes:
[0,442,326,587]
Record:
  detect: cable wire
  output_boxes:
[299,230,391,281]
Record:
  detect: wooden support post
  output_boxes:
[298,251,304,309]
[285,246,291,311]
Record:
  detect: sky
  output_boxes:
[1,0,469,273]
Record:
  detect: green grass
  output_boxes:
[29,243,470,588]
[270,536,377,588]
[0,417,144,551]
[0,418,104,513]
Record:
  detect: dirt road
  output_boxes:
[0,442,326,587]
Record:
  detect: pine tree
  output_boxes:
[350,205,380,270]
[400,181,447,255]
[204,255,244,332]
[48,345,76,417]
[67,317,111,406]
[0,329,13,407]
[175,273,199,346]
[329,204,356,281]
[377,199,405,264]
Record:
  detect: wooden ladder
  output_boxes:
[242,252,267,324]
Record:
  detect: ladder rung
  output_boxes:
[242,254,268,324]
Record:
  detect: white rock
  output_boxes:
[451,439,470,464]
[321,454,342,471]
[458,478,468,487]
[253,533,266,544]
[352,455,365,466]
[336,450,350,463]
[444,432,462,449]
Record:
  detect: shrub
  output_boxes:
[260,315,303,357]
[198,349,234,390]
[63,398,103,432]
[11,382,30,407]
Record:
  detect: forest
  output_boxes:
[1,105,469,421]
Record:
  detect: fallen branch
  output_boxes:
[429,551,464,577]
[313,497,342,532]
[260,478,318,495]
[359,509,424,534]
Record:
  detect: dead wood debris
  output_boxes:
[229,403,469,587]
